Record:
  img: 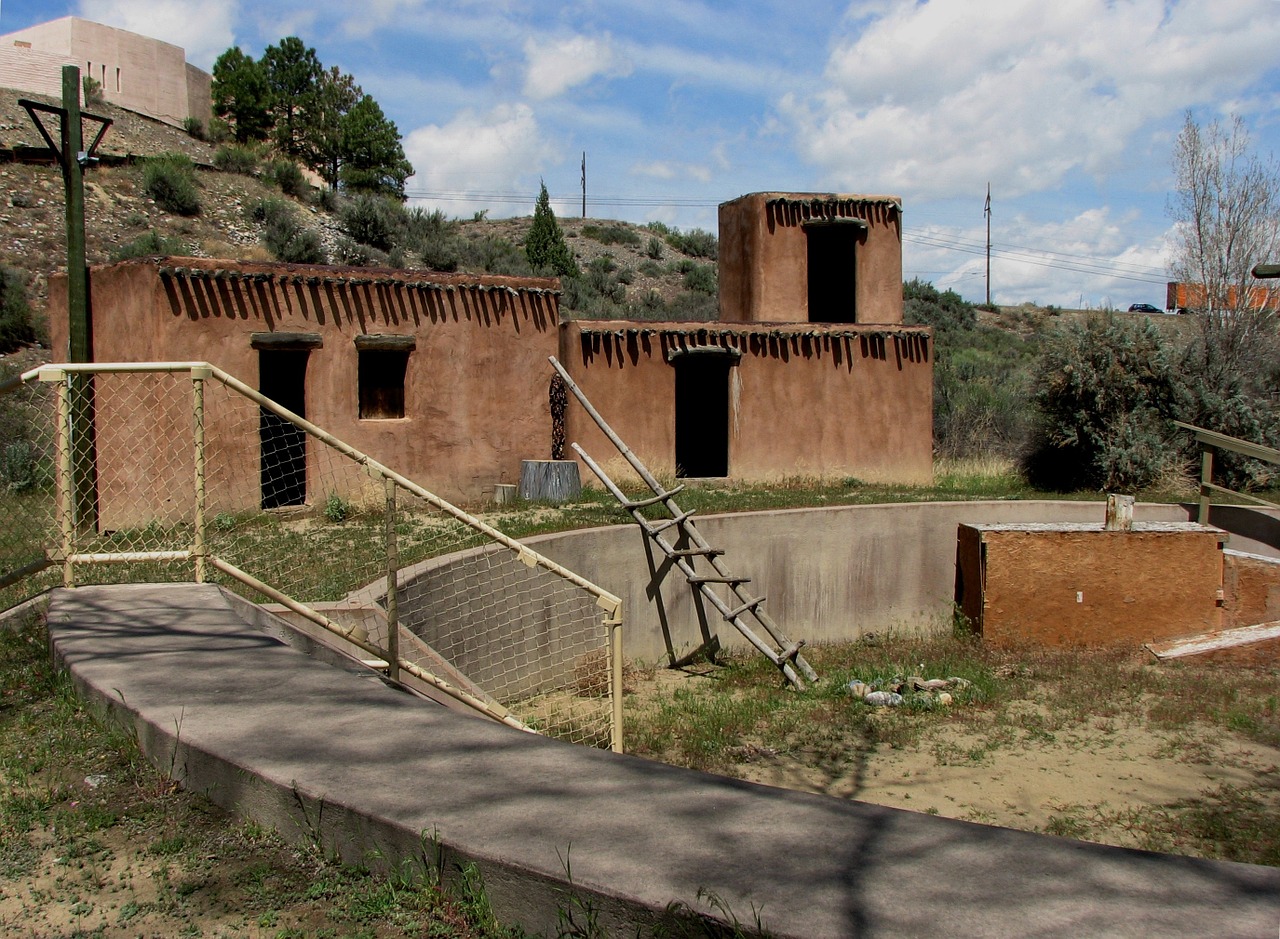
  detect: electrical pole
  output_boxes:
[21,66,112,532]
[581,151,586,219]
[984,183,992,308]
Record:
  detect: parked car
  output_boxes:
[1128,303,1163,314]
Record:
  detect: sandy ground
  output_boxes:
[630,667,1280,852]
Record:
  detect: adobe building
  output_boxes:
[719,192,903,324]
[48,191,932,514]
[0,17,211,128]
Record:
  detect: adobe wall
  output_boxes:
[49,258,561,511]
[1,17,210,127]
[558,319,932,486]
[719,192,904,324]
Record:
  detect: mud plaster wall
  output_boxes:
[50,259,560,519]
[718,192,904,325]
[962,527,1225,647]
[559,320,932,486]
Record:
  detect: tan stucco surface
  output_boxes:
[559,319,932,486]
[719,192,904,324]
[50,258,560,507]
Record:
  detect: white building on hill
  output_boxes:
[0,16,210,128]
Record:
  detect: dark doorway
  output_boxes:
[806,220,864,323]
[674,353,734,478]
[259,349,309,508]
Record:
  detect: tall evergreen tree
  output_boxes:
[261,37,322,158]
[338,96,413,198]
[525,182,577,277]
[303,66,362,189]
[211,47,272,143]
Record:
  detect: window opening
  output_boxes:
[359,349,409,419]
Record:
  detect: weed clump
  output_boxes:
[143,153,201,216]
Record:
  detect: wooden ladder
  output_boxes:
[549,356,818,690]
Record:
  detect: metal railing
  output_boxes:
[0,362,624,751]
[1175,420,1280,524]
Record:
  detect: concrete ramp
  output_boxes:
[47,583,1280,938]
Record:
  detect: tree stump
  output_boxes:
[519,460,581,502]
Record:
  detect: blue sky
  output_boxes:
[3,0,1279,308]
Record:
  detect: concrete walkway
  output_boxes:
[47,583,1280,938]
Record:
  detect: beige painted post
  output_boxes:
[607,604,624,753]
[384,476,400,684]
[45,369,74,587]
[1198,447,1214,525]
[191,365,209,583]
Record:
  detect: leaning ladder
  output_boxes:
[549,356,818,690]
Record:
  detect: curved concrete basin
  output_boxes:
[42,500,1280,936]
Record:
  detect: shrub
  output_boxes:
[1022,314,1183,491]
[1,440,37,492]
[82,76,105,108]
[666,227,718,260]
[645,236,664,260]
[0,266,37,353]
[638,259,663,277]
[338,194,404,253]
[182,116,206,140]
[206,117,232,144]
[212,144,259,175]
[582,223,641,246]
[112,230,184,261]
[264,159,309,198]
[682,263,717,295]
[251,199,324,264]
[143,154,200,216]
[332,236,389,268]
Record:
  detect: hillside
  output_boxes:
[0,88,718,337]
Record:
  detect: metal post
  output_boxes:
[192,366,209,582]
[384,475,400,683]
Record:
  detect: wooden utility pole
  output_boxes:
[984,183,992,307]
[581,152,586,219]
[21,67,112,531]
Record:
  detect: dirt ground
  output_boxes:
[627,666,1280,853]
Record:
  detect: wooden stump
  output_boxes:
[519,460,581,502]
[493,483,517,505]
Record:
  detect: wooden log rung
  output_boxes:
[622,485,684,509]
[778,640,805,662]
[688,574,750,585]
[668,547,725,558]
[645,511,695,535]
[724,596,766,619]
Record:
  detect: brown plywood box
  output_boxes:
[955,522,1227,648]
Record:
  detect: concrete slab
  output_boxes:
[47,583,1280,938]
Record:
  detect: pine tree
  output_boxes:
[211,47,272,143]
[525,182,577,277]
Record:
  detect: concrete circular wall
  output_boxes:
[514,500,1280,663]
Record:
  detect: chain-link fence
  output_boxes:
[0,362,622,750]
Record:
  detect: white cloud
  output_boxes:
[631,160,712,184]
[77,0,237,68]
[909,207,1171,307]
[783,0,1280,201]
[401,103,559,217]
[523,33,631,100]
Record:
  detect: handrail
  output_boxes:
[1174,420,1280,523]
[1,361,624,751]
